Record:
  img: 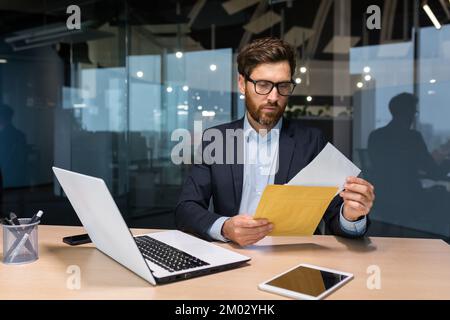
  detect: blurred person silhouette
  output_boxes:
[0,104,29,188]
[368,93,450,232]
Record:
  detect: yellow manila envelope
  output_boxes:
[253,185,338,236]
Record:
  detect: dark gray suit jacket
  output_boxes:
[175,117,369,241]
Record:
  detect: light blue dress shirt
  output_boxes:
[208,113,367,241]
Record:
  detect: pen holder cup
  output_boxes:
[2,218,39,265]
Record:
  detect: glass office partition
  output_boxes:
[350,41,416,233]
[127,18,234,223]
[349,2,450,238]
[0,0,128,224]
[1,0,449,239]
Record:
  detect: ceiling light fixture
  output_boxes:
[423,3,442,29]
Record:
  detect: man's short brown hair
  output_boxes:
[237,37,296,77]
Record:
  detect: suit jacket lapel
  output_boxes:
[275,118,296,184]
[230,118,244,210]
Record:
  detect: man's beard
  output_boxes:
[245,94,286,127]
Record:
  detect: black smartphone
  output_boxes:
[62,233,92,246]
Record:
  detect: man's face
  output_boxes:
[238,61,291,127]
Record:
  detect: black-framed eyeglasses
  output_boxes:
[245,75,296,97]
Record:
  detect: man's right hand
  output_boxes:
[221,215,273,247]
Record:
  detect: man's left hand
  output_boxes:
[340,176,375,221]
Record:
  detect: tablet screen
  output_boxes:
[266,265,350,297]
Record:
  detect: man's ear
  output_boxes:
[238,74,246,95]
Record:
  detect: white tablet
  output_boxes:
[258,263,353,300]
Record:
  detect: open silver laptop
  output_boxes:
[52,167,250,285]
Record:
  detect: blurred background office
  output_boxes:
[0,0,449,240]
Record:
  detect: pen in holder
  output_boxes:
[2,214,42,265]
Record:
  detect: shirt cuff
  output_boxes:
[207,216,230,242]
[339,203,367,236]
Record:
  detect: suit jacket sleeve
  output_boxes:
[174,142,223,241]
[316,134,371,238]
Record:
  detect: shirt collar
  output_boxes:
[244,111,282,142]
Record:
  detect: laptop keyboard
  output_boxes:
[135,235,210,273]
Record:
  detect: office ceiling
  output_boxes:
[0,0,449,60]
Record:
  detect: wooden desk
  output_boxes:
[1,225,450,300]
